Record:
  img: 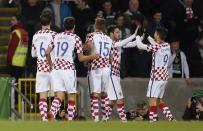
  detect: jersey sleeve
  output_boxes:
[147,43,162,52]
[75,35,83,54]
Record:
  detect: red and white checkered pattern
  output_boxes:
[150,67,169,81]
[39,98,48,121]
[86,32,111,71]
[117,103,127,121]
[159,103,173,120]
[148,43,170,81]
[49,97,62,118]
[32,28,57,72]
[101,95,109,121]
[53,58,75,70]
[67,100,76,121]
[90,95,99,122]
[37,59,51,72]
[111,46,121,77]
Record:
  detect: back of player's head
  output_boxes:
[94,18,106,32]
[155,27,168,40]
[107,25,118,35]
[64,17,75,30]
[40,14,51,26]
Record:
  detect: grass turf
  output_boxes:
[0,121,203,131]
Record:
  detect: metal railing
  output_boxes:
[10,78,33,120]
[11,78,85,120]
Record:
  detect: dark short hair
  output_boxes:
[40,14,51,26]
[95,18,106,32]
[107,25,118,35]
[115,13,124,20]
[155,27,168,40]
[64,17,75,30]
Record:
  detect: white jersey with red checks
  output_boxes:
[111,42,121,77]
[32,29,56,72]
[86,32,112,70]
[147,42,171,81]
[50,31,83,70]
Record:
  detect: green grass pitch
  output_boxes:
[0,121,203,131]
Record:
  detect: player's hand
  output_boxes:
[90,53,100,60]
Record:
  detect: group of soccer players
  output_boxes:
[32,13,175,122]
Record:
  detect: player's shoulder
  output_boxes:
[86,32,94,38]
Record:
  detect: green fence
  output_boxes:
[0,77,12,119]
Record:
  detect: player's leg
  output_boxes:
[147,80,159,122]
[101,67,111,121]
[48,91,64,120]
[148,97,158,122]
[111,75,126,121]
[36,72,50,121]
[158,99,174,121]
[67,93,76,120]
[65,70,77,121]
[106,100,114,120]
[157,81,174,121]
[48,70,64,120]
[90,92,100,122]
[39,92,48,121]
[116,99,127,121]
[89,69,101,122]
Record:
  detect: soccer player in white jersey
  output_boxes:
[32,14,56,121]
[85,18,113,122]
[136,27,175,122]
[45,17,99,121]
[106,25,139,122]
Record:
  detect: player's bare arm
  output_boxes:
[45,46,53,69]
[77,52,99,62]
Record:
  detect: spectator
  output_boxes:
[182,89,203,120]
[99,0,116,26]
[74,0,94,42]
[187,33,203,77]
[168,38,192,85]
[170,0,199,52]
[126,101,149,121]
[115,13,131,39]
[124,0,141,27]
[148,10,166,36]
[7,15,28,80]
[44,0,72,31]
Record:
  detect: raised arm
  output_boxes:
[114,26,140,48]
[136,36,148,51]
[147,36,156,44]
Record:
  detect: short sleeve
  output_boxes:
[147,43,162,52]
[75,35,83,54]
